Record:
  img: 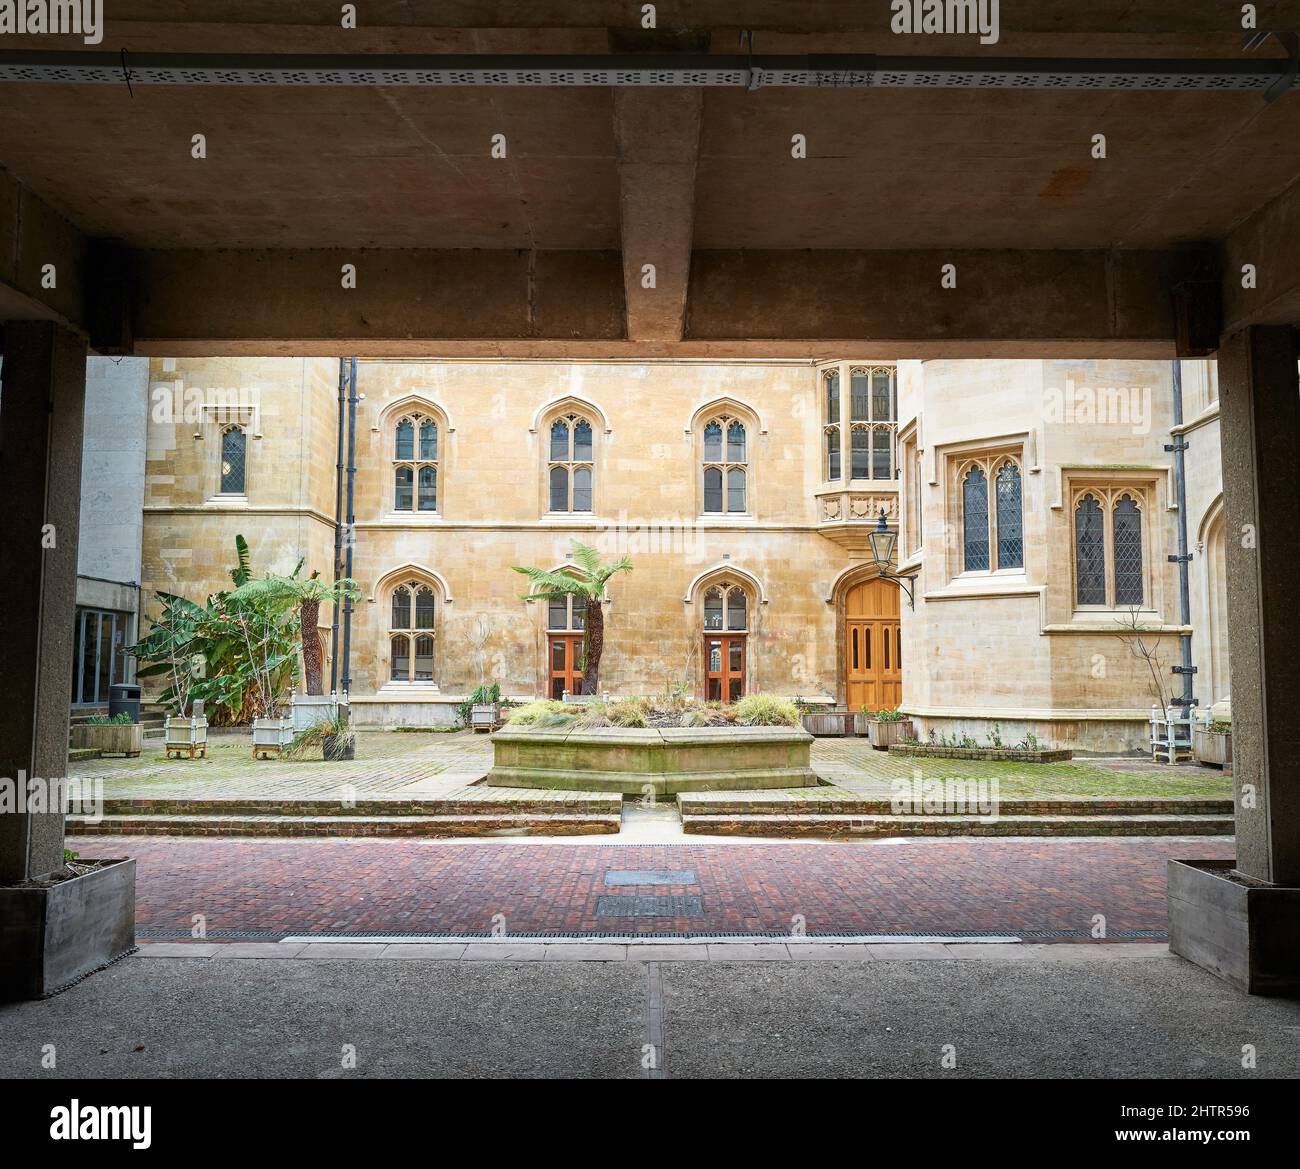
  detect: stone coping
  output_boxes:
[134,939,1175,963]
[493,724,813,746]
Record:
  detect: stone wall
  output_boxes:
[138,355,1227,749]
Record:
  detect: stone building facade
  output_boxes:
[136,355,1229,752]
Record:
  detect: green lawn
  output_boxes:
[820,747,1234,800]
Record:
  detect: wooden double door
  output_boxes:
[704,635,746,702]
[548,634,585,699]
[845,577,902,711]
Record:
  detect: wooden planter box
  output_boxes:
[1192,728,1233,767]
[163,715,208,759]
[470,703,500,733]
[252,717,294,759]
[890,743,1072,763]
[70,722,143,758]
[800,709,855,737]
[290,693,348,734]
[1169,859,1300,995]
[0,858,135,1000]
[867,718,914,751]
[486,724,818,796]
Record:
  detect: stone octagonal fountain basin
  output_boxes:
[484,724,818,796]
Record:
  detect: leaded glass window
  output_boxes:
[962,466,990,572]
[220,426,246,495]
[1113,496,1144,606]
[1075,495,1107,605]
[995,462,1024,569]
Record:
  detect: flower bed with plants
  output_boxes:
[484,693,819,795]
[889,726,1072,763]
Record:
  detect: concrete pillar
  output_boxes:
[1218,326,1300,883]
[1168,325,1300,993]
[0,321,87,883]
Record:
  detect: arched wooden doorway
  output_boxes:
[844,576,902,710]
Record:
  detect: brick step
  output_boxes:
[68,747,100,762]
[677,793,1234,816]
[68,813,621,838]
[98,792,624,817]
[680,813,1235,838]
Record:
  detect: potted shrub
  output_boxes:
[1192,713,1232,767]
[469,682,502,733]
[71,712,144,758]
[285,712,356,762]
[867,708,913,750]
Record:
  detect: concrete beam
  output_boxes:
[122,245,1213,355]
[0,168,86,331]
[614,88,702,342]
[685,247,1219,345]
[1222,174,1300,334]
[129,248,626,346]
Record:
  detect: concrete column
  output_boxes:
[1217,326,1300,884]
[0,321,87,883]
[1168,325,1300,994]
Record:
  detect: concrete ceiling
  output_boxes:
[2,1,1300,355]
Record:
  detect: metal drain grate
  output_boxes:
[603,870,698,886]
[594,895,704,918]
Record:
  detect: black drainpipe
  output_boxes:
[340,357,358,696]
[1166,360,1196,711]
[329,358,346,695]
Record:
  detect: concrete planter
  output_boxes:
[252,717,294,759]
[1192,727,1232,767]
[163,715,208,759]
[485,724,818,796]
[890,743,1072,762]
[1168,859,1300,995]
[867,718,914,751]
[0,858,136,1000]
[70,722,143,758]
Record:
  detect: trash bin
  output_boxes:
[108,683,141,723]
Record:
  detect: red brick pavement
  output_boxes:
[70,835,1235,940]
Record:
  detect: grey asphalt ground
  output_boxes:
[3,951,1299,1079]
